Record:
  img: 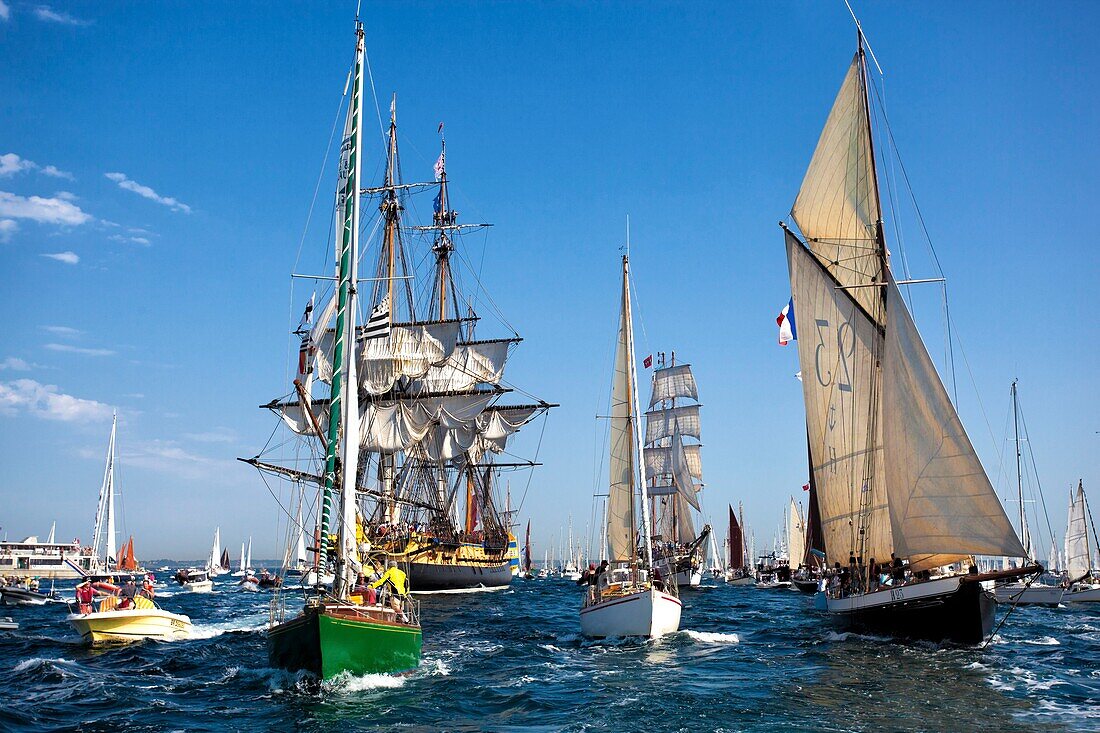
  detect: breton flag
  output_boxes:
[643,355,653,369]
[434,151,445,181]
[363,296,391,340]
[777,297,797,345]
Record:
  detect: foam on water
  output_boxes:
[682,629,740,644]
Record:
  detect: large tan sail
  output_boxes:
[882,278,1027,571]
[787,232,892,567]
[791,53,884,323]
[607,259,637,563]
[788,497,806,566]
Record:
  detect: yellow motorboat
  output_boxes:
[67,594,192,643]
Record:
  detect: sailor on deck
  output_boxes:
[370,561,409,614]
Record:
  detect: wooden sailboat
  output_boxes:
[580,254,681,639]
[724,504,754,585]
[250,23,421,679]
[782,32,1037,643]
[646,353,710,589]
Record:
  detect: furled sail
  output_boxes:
[787,232,891,567]
[649,364,698,407]
[1066,481,1091,582]
[881,277,1028,571]
[787,498,805,566]
[644,443,702,481]
[607,261,637,563]
[645,404,701,446]
[314,320,462,392]
[791,53,884,323]
[359,392,497,461]
[408,339,512,393]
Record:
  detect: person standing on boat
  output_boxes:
[76,580,95,615]
[370,561,409,611]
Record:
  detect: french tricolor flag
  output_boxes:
[777,297,797,346]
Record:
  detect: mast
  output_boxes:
[105,413,117,570]
[622,255,655,569]
[1012,379,1030,560]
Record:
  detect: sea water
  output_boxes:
[1,569,1097,731]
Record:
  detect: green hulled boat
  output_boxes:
[244,20,421,679]
[268,600,421,679]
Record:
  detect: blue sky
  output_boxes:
[0,2,1096,560]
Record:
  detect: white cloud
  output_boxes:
[34,6,88,25]
[42,251,79,264]
[183,427,238,444]
[0,153,74,180]
[105,172,191,214]
[42,325,82,337]
[44,343,113,356]
[0,357,32,371]
[120,439,230,481]
[0,2,10,22]
[41,251,79,264]
[0,219,16,242]
[42,165,74,180]
[0,191,92,225]
[0,378,112,422]
[109,233,151,246]
[0,153,36,176]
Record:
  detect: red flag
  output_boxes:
[802,483,810,491]
[643,355,652,368]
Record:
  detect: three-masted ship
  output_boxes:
[782,32,1037,643]
[645,354,711,588]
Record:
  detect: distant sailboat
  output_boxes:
[580,254,681,638]
[207,527,224,577]
[724,504,753,585]
[232,542,246,577]
[1064,481,1100,603]
[782,31,1037,643]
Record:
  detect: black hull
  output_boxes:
[792,578,819,595]
[407,560,513,591]
[831,579,995,645]
[268,610,321,677]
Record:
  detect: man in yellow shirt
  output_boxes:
[370,561,409,613]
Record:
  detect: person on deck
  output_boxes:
[370,561,409,614]
[76,580,95,615]
[890,553,905,584]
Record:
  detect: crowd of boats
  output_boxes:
[4,17,1096,684]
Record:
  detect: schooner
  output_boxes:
[580,254,681,638]
[781,32,1037,643]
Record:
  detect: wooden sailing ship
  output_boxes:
[782,31,1037,643]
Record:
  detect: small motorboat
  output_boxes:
[1,584,62,606]
[992,581,1064,606]
[0,617,18,631]
[257,570,283,589]
[174,568,213,593]
[67,595,191,643]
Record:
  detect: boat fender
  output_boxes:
[93,582,119,595]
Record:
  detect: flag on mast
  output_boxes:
[434,151,445,182]
[777,297,797,345]
[363,296,391,340]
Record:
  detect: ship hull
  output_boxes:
[1065,584,1100,603]
[992,583,1064,606]
[268,605,421,679]
[67,608,192,643]
[580,587,682,638]
[825,576,994,644]
[792,578,820,595]
[404,558,513,591]
[1,587,57,606]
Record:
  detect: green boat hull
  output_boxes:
[268,606,422,679]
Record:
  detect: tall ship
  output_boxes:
[781,31,1036,643]
[645,353,710,588]
[243,31,551,599]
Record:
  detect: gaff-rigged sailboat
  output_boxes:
[782,32,1037,644]
[724,504,754,585]
[645,354,710,589]
[580,255,681,639]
